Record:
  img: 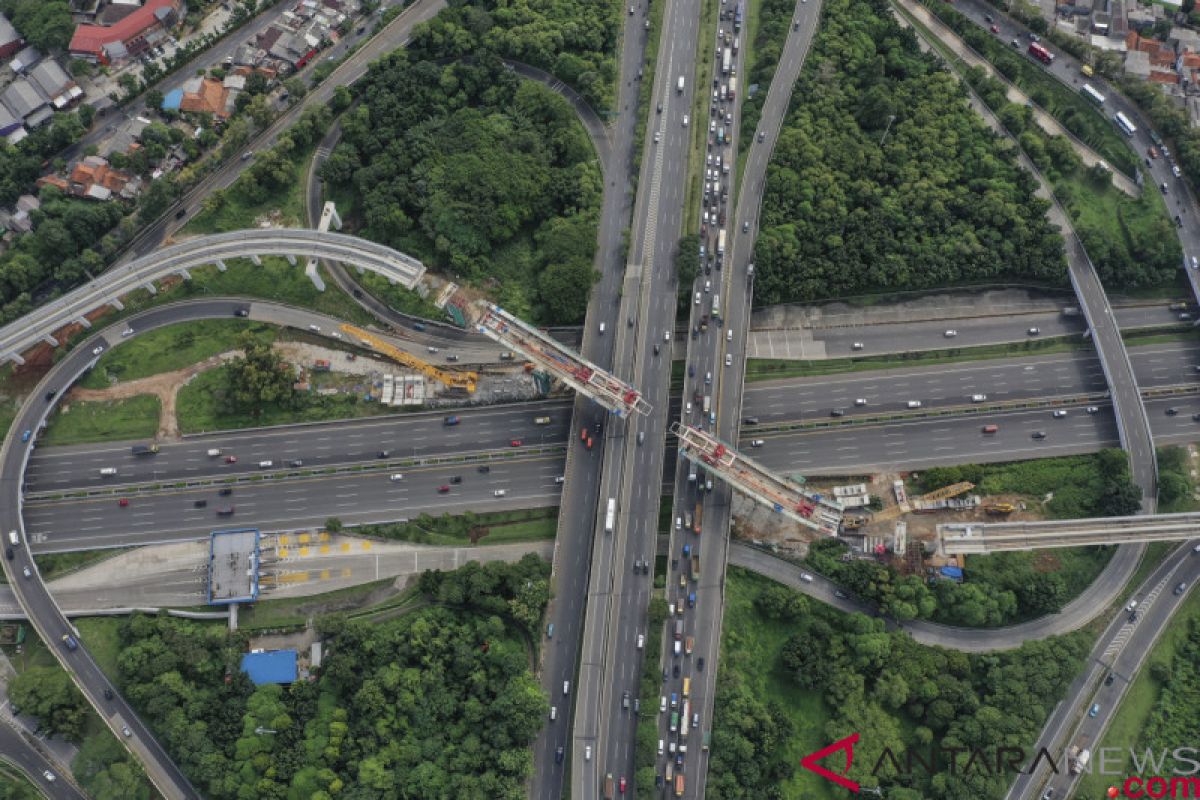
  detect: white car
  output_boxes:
[851,342,864,350]
[42,771,55,782]
[585,745,591,761]
[725,353,732,367]
[682,114,689,127]
[550,706,557,720]
[308,324,321,332]
[426,346,439,353]
[563,681,570,695]
[695,292,701,305]
[660,696,667,712]
[906,400,922,409]
[1052,410,1068,418]
[91,345,104,355]
[1027,327,1040,336]
[121,328,134,338]
[654,131,661,143]
[944,329,958,338]
[800,572,814,582]
[750,439,764,447]
[555,476,565,484]
[494,489,507,497]
[389,473,404,481]
[971,394,987,402]
[854,398,867,406]
[1086,406,1099,414]
[637,633,645,649]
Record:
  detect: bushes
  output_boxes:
[754,0,1065,305]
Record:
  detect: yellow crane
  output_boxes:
[339,324,478,393]
[869,482,975,524]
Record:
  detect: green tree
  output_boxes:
[9,666,89,741]
[225,332,295,415]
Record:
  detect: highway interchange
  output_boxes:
[3,0,1200,795]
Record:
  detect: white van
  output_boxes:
[206,448,222,457]
[658,740,665,756]
[258,460,273,469]
[727,329,733,342]
[99,467,117,477]
[7,531,17,546]
[599,322,606,335]
[677,75,685,92]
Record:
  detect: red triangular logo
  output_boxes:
[800,732,861,792]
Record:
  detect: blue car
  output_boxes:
[20,430,30,442]
[1089,703,1101,718]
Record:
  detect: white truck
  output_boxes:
[677,75,684,93]
[1069,746,1090,774]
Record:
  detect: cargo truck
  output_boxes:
[693,501,702,533]
[604,774,614,800]
[677,75,684,93]
[691,554,700,581]
[728,76,737,100]
[1069,745,1090,774]
[722,47,731,74]
[703,395,711,413]
[717,229,726,257]
[675,774,685,796]
[130,444,159,456]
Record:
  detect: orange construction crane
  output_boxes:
[870,482,975,524]
[339,324,478,393]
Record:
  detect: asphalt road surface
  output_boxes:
[0,722,87,800]
[1008,543,1200,800]
[754,302,1192,360]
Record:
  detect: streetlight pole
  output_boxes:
[880,114,896,147]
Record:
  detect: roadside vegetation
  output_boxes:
[908,2,1181,290]
[1157,445,1198,513]
[340,507,560,545]
[1076,589,1200,797]
[802,451,1139,627]
[107,556,548,797]
[753,0,1064,306]
[736,0,795,155]
[711,569,1091,799]
[39,395,161,446]
[0,768,40,800]
[633,597,668,792]
[322,55,602,325]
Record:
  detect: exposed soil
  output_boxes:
[66,351,238,439]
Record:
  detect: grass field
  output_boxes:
[237,580,417,631]
[81,319,274,389]
[721,568,837,800]
[354,507,560,547]
[175,365,390,433]
[75,618,123,679]
[40,395,161,446]
[34,549,130,583]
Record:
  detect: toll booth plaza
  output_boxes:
[207,528,261,606]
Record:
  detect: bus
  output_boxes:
[1080,84,1105,106]
[1113,111,1137,137]
[604,498,616,533]
[734,0,744,31]
[1027,42,1054,65]
[712,291,721,320]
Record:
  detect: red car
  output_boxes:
[990,23,999,33]
[225,455,238,463]
[586,437,594,450]
[437,485,451,494]
[510,439,522,447]
[619,777,627,793]
[118,498,129,507]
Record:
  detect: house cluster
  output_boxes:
[37,155,141,202]
[0,15,85,145]
[1120,26,1200,98]
[232,0,359,73]
[68,0,183,66]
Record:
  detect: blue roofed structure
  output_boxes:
[241,650,297,685]
[161,88,182,110]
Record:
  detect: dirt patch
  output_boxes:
[66,351,238,439]
[1031,552,1061,573]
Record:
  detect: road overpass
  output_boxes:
[940,513,1200,554]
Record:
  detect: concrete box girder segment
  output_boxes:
[671,423,843,534]
[939,512,1200,554]
[470,303,651,418]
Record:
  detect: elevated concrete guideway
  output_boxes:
[0,229,426,364]
[940,512,1200,554]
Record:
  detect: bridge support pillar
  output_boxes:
[285,254,297,266]
[176,268,191,281]
[109,298,124,311]
[74,316,91,329]
[304,258,326,292]
[215,259,227,272]
[319,201,341,232]
[42,335,58,347]
[7,352,24,365]
[249,254,262,267]
[142,282,157,295]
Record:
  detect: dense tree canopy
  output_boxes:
[0,0,73,51]
[8,666,89,741]
[715,577,1090,799]
[324,54,601,323]
[752,0,1065,305]
[114,556,551,798]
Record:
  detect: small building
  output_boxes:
[29,61,81,109]
[1124,48,1151,77]
[240,650,298,685]
[9,46,40,74]
[1,80,47,125]
[69,0,182,65]
[178,76,234,117]
[0,14,23,62]
[1170,26,1200,52]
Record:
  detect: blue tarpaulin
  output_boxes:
[939,566,964,582]
[241,650,297,685]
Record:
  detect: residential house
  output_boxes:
[29,61,82,109]
[0,14,23,61]
[69,0,182,64]
[9,46,40,74]
[178,76,236,117]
